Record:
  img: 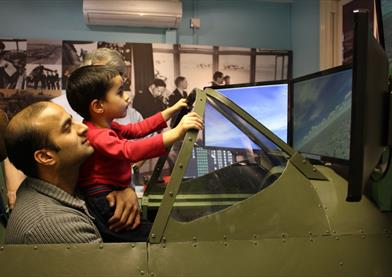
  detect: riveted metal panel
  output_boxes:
[149,234,392,277]
[161,162,330,242]
[311,166,392,235]
[0,243,147,277]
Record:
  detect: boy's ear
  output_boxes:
[34,149,56,166]
[90,99,104,115]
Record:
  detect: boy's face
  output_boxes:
[102,75,130,119]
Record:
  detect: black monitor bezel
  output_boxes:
[347,9,390,201]
[290,64,353,164]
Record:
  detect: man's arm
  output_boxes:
[25,213,102,244]
[4,158,25,209]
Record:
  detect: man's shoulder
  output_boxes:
[5,184,101,244]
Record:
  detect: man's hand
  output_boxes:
[106,188,141,232]
[7,191,16,210]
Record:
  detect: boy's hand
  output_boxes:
[161,98,188,121]
[162,112,203,148]
[107,188,141,232]
[176,112,203,136]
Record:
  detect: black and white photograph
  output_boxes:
[25,63,62,91]
[62,40,97,87]
[27,40,62,65]
[0,39,27,90]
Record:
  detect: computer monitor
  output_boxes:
[205,81,289,149]
[292,65,352,162]
[376,0,392,75]
[347,10,390,201]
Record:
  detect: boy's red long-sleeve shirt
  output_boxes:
[78,112,168,191]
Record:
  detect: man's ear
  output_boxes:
[34,149,56,166]
[90,99,104,115]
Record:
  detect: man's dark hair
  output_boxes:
[66,65,119,120]
[174,76,186,87]
[151,78,166,88]
[5,102,60,178]
[213,71,224,81]
[0,41,5,50]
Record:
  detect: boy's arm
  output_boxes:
[112,112,167,139]
[91,128,168,163]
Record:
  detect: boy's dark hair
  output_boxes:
[174,76,186,87]
[151,78,166,88]
[5,102,60,178]
[213,71,224,81]
[66,65,119,120]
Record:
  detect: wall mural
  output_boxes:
[0,38,290,184]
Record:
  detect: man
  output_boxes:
[8,48,144,232]
[211,71,224,87]
[133,78,167,119]
[4,102,102,244]
[168,76,188,107]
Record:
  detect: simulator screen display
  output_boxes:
[210,83,288,146]
[293,68,352,160]
[381,0,392,75]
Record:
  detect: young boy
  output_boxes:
[66,65,203,242]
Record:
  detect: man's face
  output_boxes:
[179,79,188,90]
[36,103,94,167]
[151,85,165,98]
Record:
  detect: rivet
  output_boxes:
[33,246,38,250]
[302,159,306,164]
[253,241,258,246]
[282,239,286,243]
[66,246,71,250]
[169,192,174,197]
[179,164,183,169]
[253,234,257,239]
[309,237,313,242]
[151,233,156,239]
[162,243,166,248]
[162,237,166,243]
[312,167,317,172]
[0,246,4,251]
[131,244,135,248]
[140,270,145,275]
[150,273,155,277]
[188,137,193,141]
[318,204,322,208]
[324,206,328,210]
[223,235,227,240]
[360,229,364,234]
[281,233,286,238]
[193,236,197,241]
[193,243,197,248]
[339,261,344,266]
[99,244,103,249]
[335,237,339,240]
[362,235,366,239]
[309,231,312,235]
[325,230,330,234]
[223,242,228,247]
